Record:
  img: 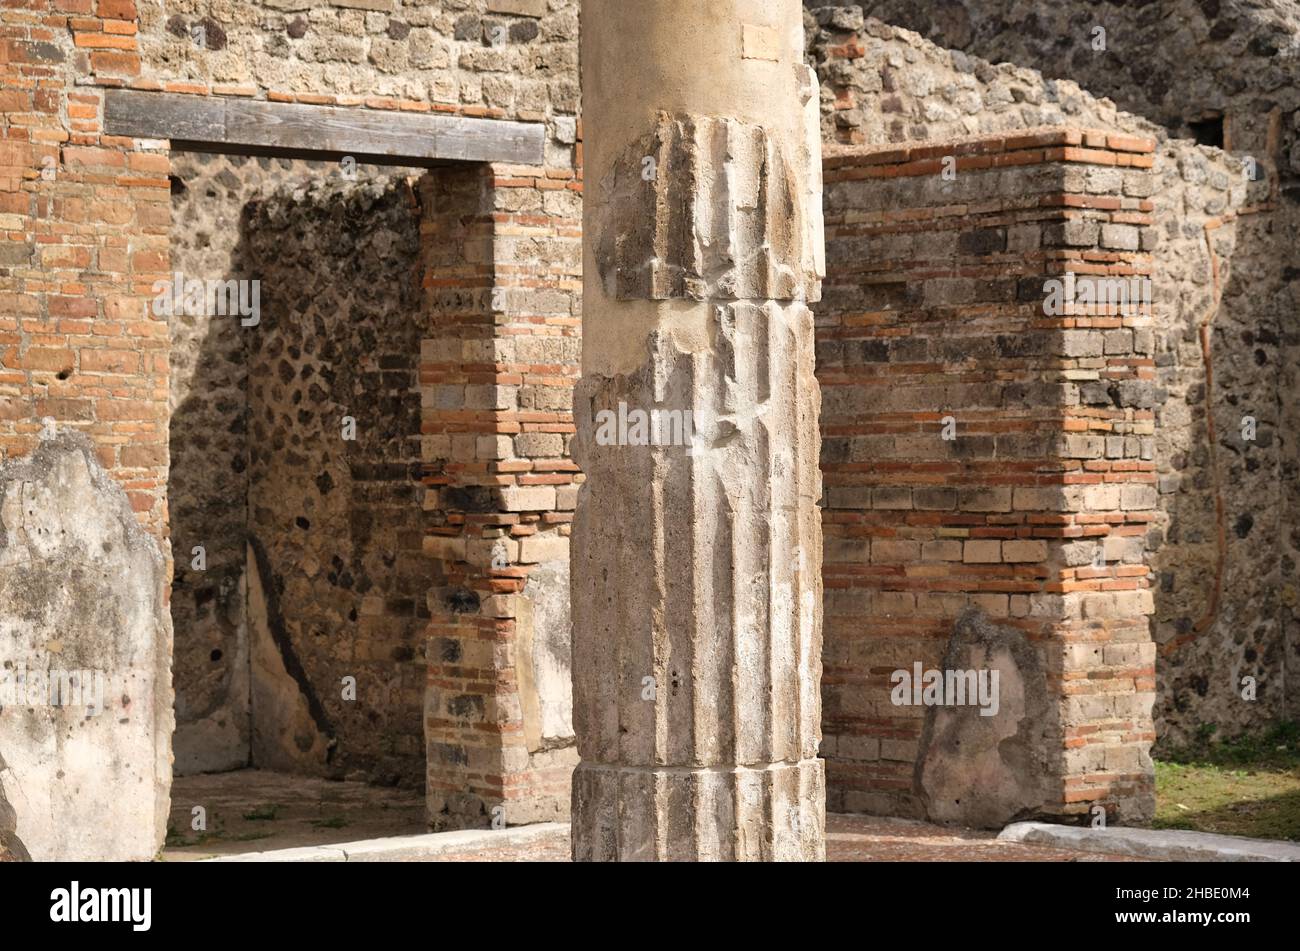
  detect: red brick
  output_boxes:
[120,444,165,468]
[89,50,140,75]
[74,31,139,50]
[79,348,138,373]
[62,145,125,168]
[20,348,75,372]
[95,0,136,18]
[1107,134,1156,154]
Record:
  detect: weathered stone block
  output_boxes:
[873,486,913,509]
[329,0,394,12]
[1002,539,1048,563]
[922,539,963,562]
[827,486,873,509]
[500,485,557,512]
[0,433,173,861]
[1100,224,1140,251]
[962,539,1002,563]
[872,539,920,563]
[1044,219,1100,247]
[959,487,1011,512]
[518,533,569,564]
[1120,484,1158,511]
[487,0,547,17]
[1060,330,1104,358]
[917,610,1054,828]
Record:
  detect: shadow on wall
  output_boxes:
[814,0,1300,752]
[1152,182,1299,750]
[168,153,432,788]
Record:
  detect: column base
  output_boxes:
[571,759,825,861]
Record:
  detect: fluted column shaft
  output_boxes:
[573,0,826,861]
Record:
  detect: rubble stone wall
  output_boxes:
[806,6,1290,752]
[168,151,432,786]
[806,0,1300,748]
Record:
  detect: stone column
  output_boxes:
[572,0,826,861]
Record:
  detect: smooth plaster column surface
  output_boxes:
[573,0,826,861]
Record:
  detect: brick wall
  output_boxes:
[420,153,581,829]
[3,0,580,827]
[807,0,1297,760]
[819,129,1159,825]
[1,0,171,535]
[1,0,576,538]
[12,0,1260,834]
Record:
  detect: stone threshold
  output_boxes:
[202,822,570,862]
[999,822,1300,862]
[202,816,1300,863]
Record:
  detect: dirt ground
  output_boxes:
[164,769,1139,862]
[164,769,427,860]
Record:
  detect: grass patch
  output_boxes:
[165,815,230,848]
[1154,722,1300,841]
[241,804,281,822]
[230,831,273,843]
[165,825,224,848]
[310,817,350,830]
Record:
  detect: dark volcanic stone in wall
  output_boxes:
[241,170,429,788]
[169,153,431,787]
[806,0,1300,750]
[169,152,328,775]
[810,0,1300,139]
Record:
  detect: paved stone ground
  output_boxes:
[408,815,1140,862]
[823,814,1141,862]
[165,769,426,860]
[167,770,1139,861]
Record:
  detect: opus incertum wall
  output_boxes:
[805,0,1298,763]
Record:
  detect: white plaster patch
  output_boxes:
[742,24,781,62]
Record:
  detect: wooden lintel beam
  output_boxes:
[104,90,545,167]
